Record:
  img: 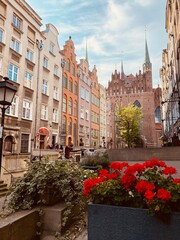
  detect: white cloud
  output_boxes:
[134,0,155,7]
[104,0,134,32]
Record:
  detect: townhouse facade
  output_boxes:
[160,0,180,146]
[90,65,100,148]
[77,57,91,147]
[60,36,78,147]
[99,84,107,148]
[0,0,63,183]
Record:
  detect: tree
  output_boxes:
[116,105,142,148]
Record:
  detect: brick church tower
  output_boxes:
[106,38,161,148]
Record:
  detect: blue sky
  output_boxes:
[26,0,167,88]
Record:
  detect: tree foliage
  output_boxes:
[116,105,142,148]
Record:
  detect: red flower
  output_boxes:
[144,158,166,168]
[173,178,180,184]
[162,166,177,175]
[133,163,145,173]
[157,188,172,201]
[83,177,104,196]
[121,173,136,188]
[144,190,155,200]
[110,162,129,171]
[135,180,155,193]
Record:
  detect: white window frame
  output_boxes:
[53,108,58,123]
[22,100,32,120]
[54,65,58,76]
[8,63,18,83]
[86,90,89,102]
[12,14,22,30]
[10,37,20,53]
[42,79,48,95]
[50,42,55,54]
[85,109,89,121]
[6,96,19,117]
[24,72,33,89]
[80,87,85,99]
[43,57,49,68]
[0,28,4,43]
[41,104,48,120]
[80,106,84,119]
[26,48,34,62]
[53,86,59,100]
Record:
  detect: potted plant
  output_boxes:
[80,150,110,170]
[84,158,180,240]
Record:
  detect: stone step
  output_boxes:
[41,202,66,238]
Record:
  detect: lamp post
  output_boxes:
[0,77,17,177]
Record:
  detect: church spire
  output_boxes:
[143,29,152,72]
[85,39,88,62]
[121,60,125,80]
[121,51,125,80]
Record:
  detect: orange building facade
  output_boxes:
[60,36,78,147]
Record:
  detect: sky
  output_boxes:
[26,0,167,88]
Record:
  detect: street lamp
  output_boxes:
[0,77,17,176]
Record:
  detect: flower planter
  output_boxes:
[88,204,180,240]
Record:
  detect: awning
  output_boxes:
[38,127,49,135]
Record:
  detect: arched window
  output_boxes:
[62,116,67,134]
[63,94,67,113]
[68,118,72,135]
[4,136,14,152]
[133,100,141,108]
[155,106,161,123]
[68,98,72,115]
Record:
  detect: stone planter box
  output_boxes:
[88,204,180,240]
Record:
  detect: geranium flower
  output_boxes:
[144,190,155,200]
[157,188,172,201]
[162,166,177,175]
[135,180,155,193]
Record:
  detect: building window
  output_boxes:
[53,86,59,100]
[155,106,161,123]
[26,49,34,62]
[43,57,48,68]
[24,72,32,89]
[62,116,66,134]
[74,102,77,117]
[74,84,77,94]
[85,109,89,120]
[4,136,13,152]
[63,75,67,88]
[72,65,75,76]
[68,99,72,115]
[80,87,85,99]
[80,106,84,119]
[53,108,58,123]
[12,14,22,30]
[66,60,70,71]
[10,38,20,53]
[49,42,55,54]
[6,96,18,116]
[68,119,72,134]
[54,65,58,76]
[8,64,18,83]
[21,134,29,153]
[42,80,48,95]
[69,80,73,92]
[86,77,89,84]
[22,100,32,120]
[86,90,89,102]
[41,104,48,120]
[0,28,4,43]
[63,97,67,113]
